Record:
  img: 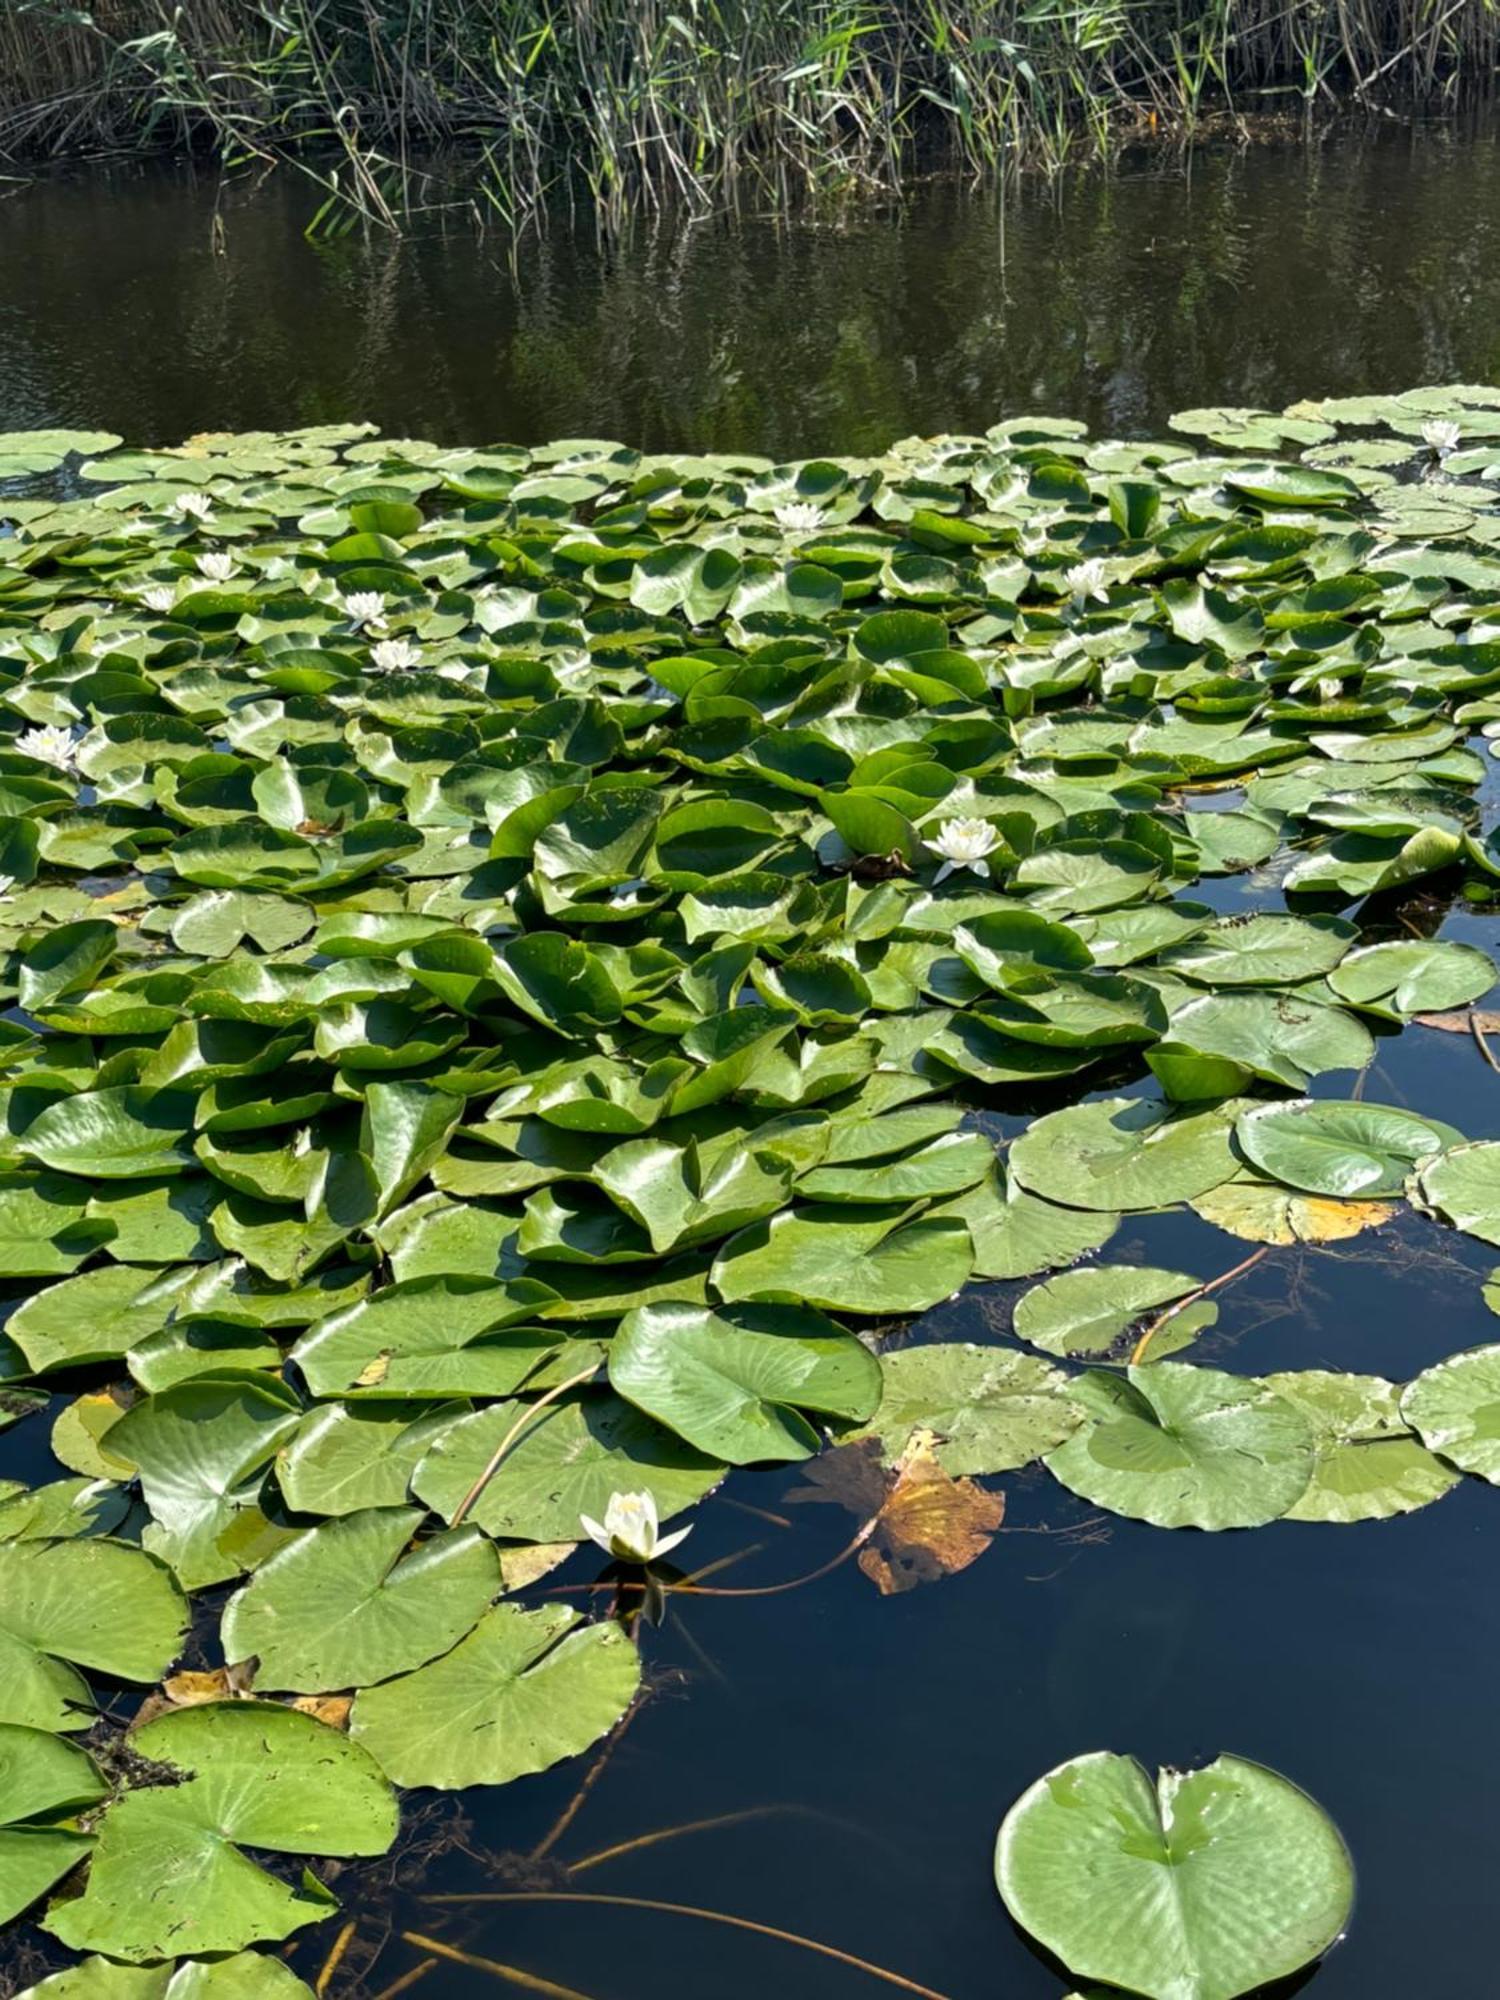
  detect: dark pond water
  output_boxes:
[4,116,1500,457]
[5,121,1500,2000]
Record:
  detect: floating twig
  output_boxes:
[1471,1007,1500,1075]
[569,1804,814,1874]
[368,1962,435,2000]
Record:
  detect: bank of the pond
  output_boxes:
[3,1,1498,224]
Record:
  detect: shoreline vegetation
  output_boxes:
[1,1,1496,228]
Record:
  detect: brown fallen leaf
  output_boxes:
[162,1663,255,1707]
[788,1429,1004,1596]
[293,1694,353,1729]
[1416,1010,1500,1034]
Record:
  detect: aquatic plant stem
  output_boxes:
[315,1920,357,1994]
[416,1895,955,1999]
[1130,1245,1272,1365]
[401,1937,600,1997]
[369,1964,435,2000]
[450,1362,602,1527]
[529,1698,645,1861]
[1470,1007,1500,1074]
[568,1803,835,1874]
[547,1515,880,1601]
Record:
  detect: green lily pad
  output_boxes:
[221,1508,501,1692]
[1401,1344,1500,1483]
[996,1750,1354,2000]
[1236,1098,1460,1197]
[1009,1098,1241,1213]
[1261,1370,1460,1521]
[1044,1364,1315,1529]
[350,1602,640,1791]
[42,1702,397,1963]
[845,1342,1083,1473]
[610,1300,880,1462]
[1013,1265,1216,1361]
[0,1538,188,1732]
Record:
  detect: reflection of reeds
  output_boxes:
[2,1,1497,229]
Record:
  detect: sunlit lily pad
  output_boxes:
[42,1702,397,1962]
[1260,1371,1460,1521]
[1044,1364,1315,1528]
[350,1602,639,1790]
[996,1750,1354,2000]
[1401,1345,1500,1483]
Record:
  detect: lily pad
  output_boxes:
[1236,1099,1459,1198]
[1013,1266,1216,1361]
[1401,1345,1500,1483]
[351,1601,639,1791]
[0,1539,188,1733]
[1044,1364,1315,1529]
[995,1750,1354,2000]
[1009,1099,1241,1213]
[610,1301,880,1462]
[221,1508,502,1692]
[845,1343,1083,1473]
[42,1702,397,1962]
[1261,1370,1460,1521]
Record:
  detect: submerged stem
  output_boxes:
[368,1963,436,2000]
[401,1935,600,1998]
[415,1894,954,1999]
[314,1920,358,1995]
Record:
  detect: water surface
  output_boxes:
[3,123,1500,2000]
[3,117,1500,455]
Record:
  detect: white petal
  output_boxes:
[932,860,954,884]
[653,1522,694,1557]
[578,1514,611,1552]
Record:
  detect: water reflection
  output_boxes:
[2,117,1500,456]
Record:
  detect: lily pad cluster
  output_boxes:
[0,387,1498,1981]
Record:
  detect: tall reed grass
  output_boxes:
[2,0,1495,226]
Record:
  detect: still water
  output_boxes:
[4,118,1500,456]
[4,121,1500,2000]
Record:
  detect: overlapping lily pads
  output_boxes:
[0,395,1498,1977]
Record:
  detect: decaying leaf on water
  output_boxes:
[1190,1175,1398,1246]
[1415,1011,1500,1035]
[787,1430,1004,1594]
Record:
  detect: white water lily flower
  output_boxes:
[140,584,178,613]
[1316,677,1343,703]
[1063,557,1110,603]
[368,637,421,673]
[1422,419,1461,456]
[342,590,387,631]
[579,1490,691,1565]
[15,724,81,774]
[774,501,825,533]
[926,814,1001,884]
[167,490,214,524]
[196,552,236,583]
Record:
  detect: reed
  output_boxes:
[1,0,1495,226]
